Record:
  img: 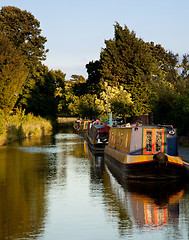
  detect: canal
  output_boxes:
[0,125,189,240]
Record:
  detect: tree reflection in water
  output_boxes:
[0,128,189,240]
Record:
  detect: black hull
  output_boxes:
[104,152,185,181]
[87,138,107,155]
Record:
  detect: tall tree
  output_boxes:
[70,75,87,96]
[100,23,158,86]
[86,23,179,115]
[26,65,57,119]
[53,70,66,114]
[180,54,189,79]
[0,6,48,109]
[98,23,159,114]
[100,83,133,120]
[86,60,102,95]
[0,6,48,65]
[0,32,28,112]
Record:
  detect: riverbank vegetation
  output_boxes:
[0,6,188,140]
[0,109,52,146]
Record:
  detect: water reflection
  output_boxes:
[0,131,84,240]
[102,163,188,239]
[0,144,49,240]
[0,127,189,240]
[88,148,105,198]
[126,180,184,228]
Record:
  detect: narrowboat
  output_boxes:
[73,119,81,133]
[73,119,91,136]
[78,120,91,137]
[87,121,110,155]
[104,123,185,180]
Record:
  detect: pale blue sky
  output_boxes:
[1,0,189,79]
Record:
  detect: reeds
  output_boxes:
[0,109,52,146]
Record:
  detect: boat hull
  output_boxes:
[87,123,110,155]
[104,149,185,181]
[87,136,107,155]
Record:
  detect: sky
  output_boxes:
[1,0,189,80]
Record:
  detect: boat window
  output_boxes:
[120,132,123,146]
[156,131,162,152]
[145,131,152,152]
[111,132,114,143]
[125,132,128,148]
[117,132,120,145]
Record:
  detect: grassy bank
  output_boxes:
[0,109,52,146]
[57,117,77,123]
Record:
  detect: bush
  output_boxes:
[0,109,52,145]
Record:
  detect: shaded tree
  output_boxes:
[26,65,57,119]
[70,75,87,96]
[86,60,102,95]
[78,94,104,119]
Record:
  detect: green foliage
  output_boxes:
[63,80,105,118]
[0,6,49,110]
[100,83,133,118]
[58,76,89,116]
[77,94,103,119]
[84,22,188,136]
[85,23,185,117]
[0,110,5,135]
[149,42,176,75]
[95,23,164,114]
[86,60,102,95]
[0,109,52,145]
[62,82,134,119]
[180,54,189,79]
[54,70,66,113]
[70,75,87,96]
[0,6,48,64]
[25,65,58,119]
[65,93,80,116]
[100,23,157,85]
[150,72,189,136]
[0,32,28,112]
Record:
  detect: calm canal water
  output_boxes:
[0,125,189,240]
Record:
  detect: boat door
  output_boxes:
[142,128,165,154]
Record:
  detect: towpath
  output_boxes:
[178,145,189,161]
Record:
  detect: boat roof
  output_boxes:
[115,124,174,129]
[92,124,106,129]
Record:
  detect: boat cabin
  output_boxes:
[88,123,110,144]
[79,120,91,132]
[108,125,178,156]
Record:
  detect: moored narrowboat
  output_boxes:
[78,120,92,137]
[104,123,185,180]
[73,119,91,136]
[87,121,110,154]
[73,119,82,133]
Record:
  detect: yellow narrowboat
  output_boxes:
[104,123,186,180]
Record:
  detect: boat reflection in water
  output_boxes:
[126,180,184,228]
[104,164,185,232]
[86,141,105,173]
